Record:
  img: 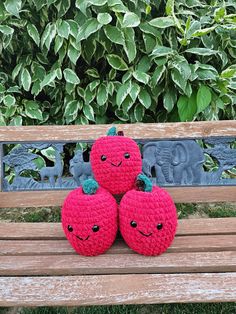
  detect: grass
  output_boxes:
[0,207,61,222]
[1,303,236,314]
[0,203,235,314]
[177,203,236,219]
[1,203,236,222]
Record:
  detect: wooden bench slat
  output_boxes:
[167,186,236,203]
[0,222,65,240]
[0,190,69,208]
[1,273,236,306]
[1,186,236,208]
[0,218,235,240]
[0,121,236,142]
[0,251,236,276]
[1,235,236,256]
[170,235,236,252]
[177,218,236,236]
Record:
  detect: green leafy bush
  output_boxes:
[0,0,236,125]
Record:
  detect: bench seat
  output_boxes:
[0,218,236,306]
[0,121,236,306]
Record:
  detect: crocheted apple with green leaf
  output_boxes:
[62,179,118,256]
[119,174,177,256]
[90,126,142,195]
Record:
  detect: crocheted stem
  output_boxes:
[135,174,153,192]
[107,127,124,137]
[82,179,99,195]
[107,126,117,136]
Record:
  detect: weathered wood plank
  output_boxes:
[0,223,65,240]
[170,235,236,252]
[1,235,236,256]
[0,190,69,208]
[177,218,236,236]
[167,186,236,203]
[0,218,235,240]
[1,186,236,208]
[0,121,236,142]
[0,240,75,256]
[0,251,236,276]
[1,273,236,306]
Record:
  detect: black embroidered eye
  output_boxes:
[130,221,137,228]
[124,152,130,159]
[101,155,107,161]
[157,223,163,230]
[92,225,100,232]
[67,225,73,232]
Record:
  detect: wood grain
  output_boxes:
[1,273,236,306]
[167,186,236,203]
[0,190,69,208]
[1,186,236,208]
[0,251,236,276]
[1,235,236,256]
[0,218,235,240]
[0,222,65,240]
[0,121,236,142]
[177,218,236,236]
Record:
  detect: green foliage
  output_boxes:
[0,0,236,125]
[1,301,236,314]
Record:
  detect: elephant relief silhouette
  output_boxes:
[142,140,205,185]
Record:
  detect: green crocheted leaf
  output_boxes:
[82,179,99,195]
[137,173,153,192]
[107,126,117,136]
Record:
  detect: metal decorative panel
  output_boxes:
[2,142,93,191]
[142,137,236,186]
[1,137,236,191]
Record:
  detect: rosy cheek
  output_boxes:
[101,162,110,168]
[99,160,110,168]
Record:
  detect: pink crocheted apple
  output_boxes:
[90,126,142,194]
[62,179,118,256]
[119,174,177,256]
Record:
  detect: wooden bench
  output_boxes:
[0,121,236,307]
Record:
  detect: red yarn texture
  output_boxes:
[62,187,118,256]
[119,186,177,256]
[90,136,142,194]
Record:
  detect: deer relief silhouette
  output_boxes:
[69,150,92,185]
[40,145,64,187]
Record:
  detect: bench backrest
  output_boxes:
[0,120,236,208]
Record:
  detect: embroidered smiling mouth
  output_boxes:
[111,161,122,167]
[76,235,90,241]
[138,231,153,237]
